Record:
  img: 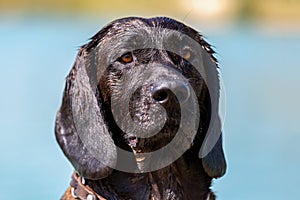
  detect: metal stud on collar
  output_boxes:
[81,177,85,185]
[71,187,78,199]
[87,194,96,200]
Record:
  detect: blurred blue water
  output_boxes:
[0,16,299,199]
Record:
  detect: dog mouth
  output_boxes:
[126,129,178,153]
[128,136,139,148]
[126,130,188,172]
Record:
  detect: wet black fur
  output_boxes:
[55,17,226,200]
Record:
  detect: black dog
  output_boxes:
[55,17,226,200]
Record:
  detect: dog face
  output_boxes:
[55,17,226,180]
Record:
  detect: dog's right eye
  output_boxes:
[182,46,194,61]
[119,52,133,64]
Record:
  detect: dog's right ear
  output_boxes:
[55,48,117,180]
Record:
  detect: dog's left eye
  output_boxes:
[119,52,133,64]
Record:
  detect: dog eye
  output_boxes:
[182,47,192,60]
[120,52,133,63]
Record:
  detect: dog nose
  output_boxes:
[151,80,190,104]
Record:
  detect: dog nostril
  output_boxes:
[152,88,169,103]
[174,84,190,103]
[151,81,190,104]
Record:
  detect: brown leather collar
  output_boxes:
[62,172,106,200]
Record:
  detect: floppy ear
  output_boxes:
[201,117,227,178]
[55,48,117,180]
[198,41,227,178]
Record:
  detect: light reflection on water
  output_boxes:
[0,16,299,200]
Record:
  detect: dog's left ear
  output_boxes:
[198,40,227,178]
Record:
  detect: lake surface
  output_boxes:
[0,15,299,199]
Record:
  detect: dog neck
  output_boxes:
[81,149,215,200]
[66,168,215,200]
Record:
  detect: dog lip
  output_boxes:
[135,153,146,162]
[128,136,138,148]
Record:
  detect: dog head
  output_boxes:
[55,17,226,180]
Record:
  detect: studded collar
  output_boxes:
[62,172,214,200]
